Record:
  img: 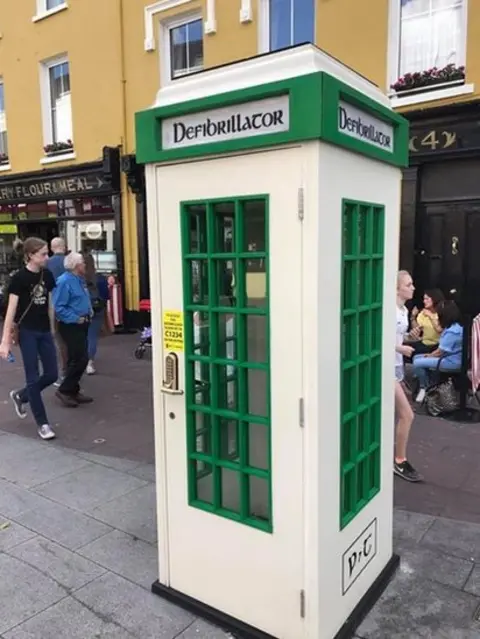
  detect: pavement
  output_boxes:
[1,334,480,637]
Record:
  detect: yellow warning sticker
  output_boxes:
[163,310,184,352]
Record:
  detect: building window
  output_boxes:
[390,0,466,94]
[269,0,315,51]
[46,0,66,9]
[0,83,8,164]
[167,17,204,80]
[41,57,73,156]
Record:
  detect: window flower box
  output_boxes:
[43,140,74,156]
[0,153,9,165]
[391,64,465,94]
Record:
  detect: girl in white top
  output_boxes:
[394,271,423,483]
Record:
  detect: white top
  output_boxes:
[395,304,409,367]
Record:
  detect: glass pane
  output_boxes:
[243,199,266,252]
[221,468,240,513]
[190,259,208,304]
[193,361,210,406]
[219,418,239,461]
[247,369,268,417]
[192,311,209,356]
[270,0,292,50]
[195,461,213,503]
[216,259,236,307]
[47,0,65,8]
[245,259,266,308]
[186,19,204,72]
[194,411,211,455]
[170,25,188,79]
[293,0,315,45]
[246,314,267,364]
[214,202,235,253]
[216,364,238,411]
[247,422,269,470]
[249,476,269,521]
[217,313,236,360]
[187,205,207,253]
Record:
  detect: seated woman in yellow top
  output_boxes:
[411,289,445,354]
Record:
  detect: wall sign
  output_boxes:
[342,519,377,594]
[162,95,290,150]
[338,101,394,153]
[409,129,458,154]
[163,310,184,352]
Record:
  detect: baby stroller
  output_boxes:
[134,299,152,359]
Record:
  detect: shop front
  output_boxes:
[400,100,480,317]
[0,149,125,321]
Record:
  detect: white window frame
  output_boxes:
[257,0,315,54]
[39,54,75,164]
[160,12,204,86]
[144,0,216,52]
[387,0,470,105]
[0,80,10,172]
[33,0,68,23]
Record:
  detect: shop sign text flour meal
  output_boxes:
[338,101,394,153]
[162,95,290,150]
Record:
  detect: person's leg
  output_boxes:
[58,324,89,398]
[16,330,49,427]
[412,355,437,403]
[57,323,80,406]
[54,325,68,386]
[394,380,423,482]
[87,313,103,373]
[37,332,58,393]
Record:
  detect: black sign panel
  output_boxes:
[409,119,480,156]
[0,172,112,205]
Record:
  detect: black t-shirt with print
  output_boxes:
[7,267,56,332]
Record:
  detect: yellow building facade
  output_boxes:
[0,0,478,319]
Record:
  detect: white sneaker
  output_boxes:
[53,376,65,388]
[86,361,96,375]
[416,388,426,404]
[38,424,56,440]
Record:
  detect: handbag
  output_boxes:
[10,271,44,345]
[425,378,458,417]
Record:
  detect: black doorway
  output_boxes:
[17,221,59,251]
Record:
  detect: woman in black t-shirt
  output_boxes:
[0,237,58,440]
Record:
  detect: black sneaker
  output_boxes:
[10,390,27,419]
[394,460,423,483]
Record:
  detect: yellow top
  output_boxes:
[417,310,440,346]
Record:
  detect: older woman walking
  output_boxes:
[52,252,93,407]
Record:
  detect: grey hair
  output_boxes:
[63,252,84,271]
[51,237,65,253]
[397,270,410,286]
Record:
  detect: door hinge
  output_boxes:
[299,397,304,428]
[298,187,304,221]
[300,589,305,618]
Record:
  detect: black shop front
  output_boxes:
[0,149,123,302]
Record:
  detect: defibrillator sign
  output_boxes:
[163,310,184,351]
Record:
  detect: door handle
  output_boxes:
[451,236,459,255]
[161,381,184,395]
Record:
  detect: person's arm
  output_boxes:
[52,280,79,324]
[0,294,19,356]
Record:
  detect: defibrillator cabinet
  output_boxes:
[135,44,408,639]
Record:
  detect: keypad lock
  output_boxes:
[161,352,184,395]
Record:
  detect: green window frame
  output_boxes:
[340,199,384,529]
[181,196,273,533]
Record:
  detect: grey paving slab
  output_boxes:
[357,569,480,639]
[33,464,148,512]
[0,479,52,519]
[73,572,194,638]
[175,619,232,638]
[78,529,158,589]
[0,554,67,635]
[87,483,157,544]
[0,518,37,551]
[128,463,155,483]
[0,436,90,488]
[393,509,436,544]
[74,451,144,474]
[421,517,480,562]
[464,564,480,597]
[398,545,474,590]
[14,499,112,551]
[3,596,135,639]
[8,537,106,592]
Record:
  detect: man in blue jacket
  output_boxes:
[52,252,93,407]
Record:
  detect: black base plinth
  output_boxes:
[152,554,399,639]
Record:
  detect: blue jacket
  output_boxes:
[439,323,463,368]
[47,254,66,281]
[53,272,92,324]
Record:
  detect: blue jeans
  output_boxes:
[88,312,103,360]
[18,328,58,426]
[413,355,460,389]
